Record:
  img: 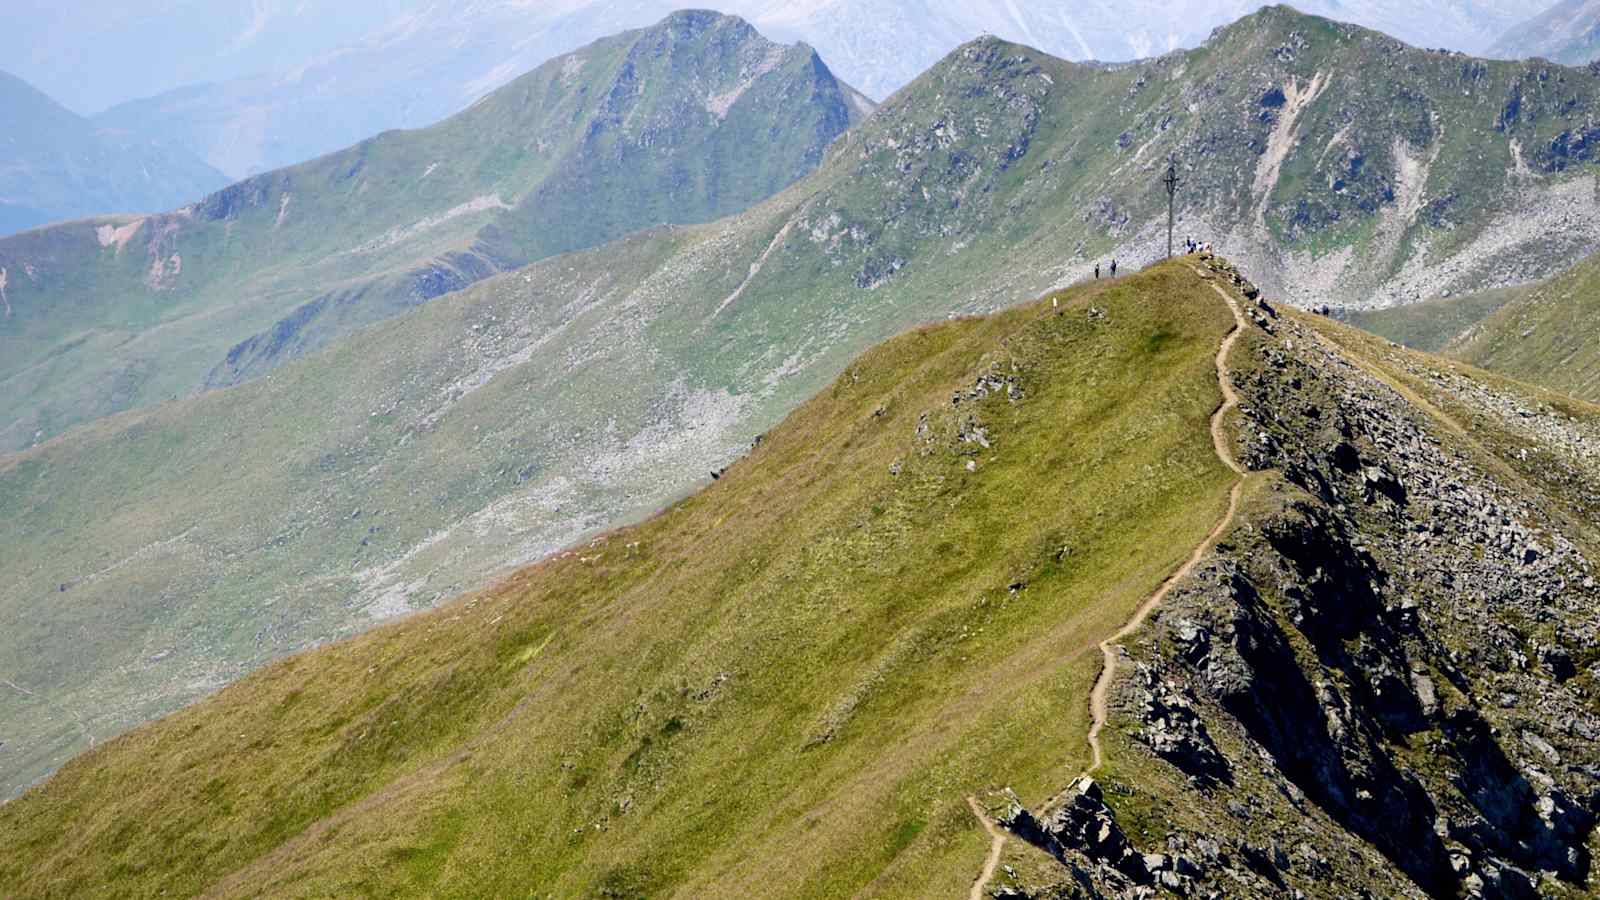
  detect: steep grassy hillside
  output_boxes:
[0,262,1240,897]
[14,4,1600,800]
[1344,284,1521,351]
[9,258,1600,898]
[0,11,870,452]
[1490,0,1600,65]
[0,70,226,235]
[1445,250,1600,401]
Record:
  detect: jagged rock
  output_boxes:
[1134,666,1231,787]
[1002,778,1154,887]
[1070,279,1600,898]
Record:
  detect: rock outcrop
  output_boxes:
[1000,262,1600,898]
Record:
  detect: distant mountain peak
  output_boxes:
[658,8,758,32]
[1489,0,1600,65]
[0,69,226,235]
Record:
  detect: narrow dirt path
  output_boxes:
[1051,277,1248,811]
[967,796,1007,900]
[967,272,1250,898]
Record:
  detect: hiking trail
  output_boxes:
[966,796,1007,900]
[968,268,1248,897]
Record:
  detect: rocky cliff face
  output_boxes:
[990,259,1600,898]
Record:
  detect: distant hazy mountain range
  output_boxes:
[0,71,227,235]
[44,1,1541,178]
[1490,0,1600,64]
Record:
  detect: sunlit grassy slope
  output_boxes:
[24,0,1600,816]
[1344,286,1522,352]
[1445,250,1600,402]
[0,262,1235,898]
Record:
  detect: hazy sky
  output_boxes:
[0,0,1552,116]
[0,0,416,113]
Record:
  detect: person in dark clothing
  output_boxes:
[1110,259,1118,276]
[1094,264,1101,279]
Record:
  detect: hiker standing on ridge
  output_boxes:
[1094,263,1101,280]
[1110,259,1118,277]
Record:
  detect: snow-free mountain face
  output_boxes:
[1489,0,1600,64]
[752,0,1540,100]
[61,1,1544,178]
[0,71,228,235]
[8,3,1600,810]
[0,10,871,458]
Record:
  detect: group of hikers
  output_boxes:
[1090,238,1213,281]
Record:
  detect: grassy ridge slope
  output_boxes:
[17,4,1600,799]
[0,262,1236,898]
[1443,250,1600,401]
[1343,284,1521,351]
[0,30,1177,797]
[1020,298,1600,897]
[0,11,869,453]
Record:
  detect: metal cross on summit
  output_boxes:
[1163,158,1182,259]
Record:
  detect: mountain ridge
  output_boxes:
[1489,0,1600,65]
[11,5,1600,799]
[0,11,871,454]
[0,261,1244,897]
[0,70,228,236]
[6,259,1599,898]
[80,0,1540,180]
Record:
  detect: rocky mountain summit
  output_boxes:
[983,257,1600,898]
